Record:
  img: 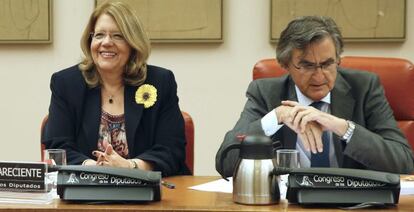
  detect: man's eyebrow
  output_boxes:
[299,57,335,65]
[320,58,336,64]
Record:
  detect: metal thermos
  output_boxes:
[219,135,280,205]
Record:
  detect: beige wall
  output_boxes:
[0,0,412,176]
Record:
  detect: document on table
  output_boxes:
[0,191,54,204]
[189,175,414,196]
[188,175,290,199]
[188,177,233,193]
[400,176,414,195]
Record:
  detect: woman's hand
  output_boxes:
[92,140,154,170]
[93,144,131,168]
[82,159,97,166]
[134,159,154,171]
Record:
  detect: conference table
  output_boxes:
[0,176,412,211]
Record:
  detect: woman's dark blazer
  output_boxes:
[43,64,190,176]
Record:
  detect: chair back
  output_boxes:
[253,58,287,80]
[340,56,414,148]
[252,56,414,149]
[40,116,48,161]
[40,111,195,174]
[181,111,195,174]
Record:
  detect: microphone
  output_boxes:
[46,165,62,172]
[272,167,292,175]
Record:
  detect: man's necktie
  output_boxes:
[310,101,330,167]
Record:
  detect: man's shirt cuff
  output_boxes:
[261,109,283,136]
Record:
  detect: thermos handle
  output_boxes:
[218,142,241,181]
[272,140,282,150]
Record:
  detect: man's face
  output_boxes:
[288,37,338,101]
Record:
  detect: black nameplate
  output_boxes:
[56,166,162,202]
[0,161,46,192]
[294,174,387,189]
[285,168,401,205]
[59,171,150,186]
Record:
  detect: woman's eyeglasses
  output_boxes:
[90,32,126,43]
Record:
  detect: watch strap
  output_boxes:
[341,121,355,140]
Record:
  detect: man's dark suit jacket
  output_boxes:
[216,68,414,177]
[43,65,190,176]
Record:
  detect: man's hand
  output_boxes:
[285,116,324,154]
[282,100,348,138]
[276,100,325,153]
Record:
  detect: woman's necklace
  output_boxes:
[104,85,124,104]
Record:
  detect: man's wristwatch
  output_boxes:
[341,120,355,140]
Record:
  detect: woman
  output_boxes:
[43,1,190,176]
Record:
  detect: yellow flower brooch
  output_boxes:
[135,84,157,108]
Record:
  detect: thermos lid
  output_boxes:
[240,135,274,159]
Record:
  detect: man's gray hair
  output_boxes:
[276,16,344,68]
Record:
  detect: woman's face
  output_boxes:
[91,13,131,75]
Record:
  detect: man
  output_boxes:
[216,16,413,178]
